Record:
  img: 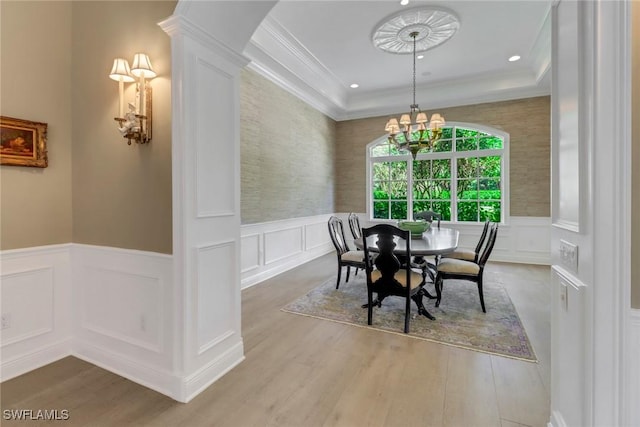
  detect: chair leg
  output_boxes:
[435,275,442,307]
[404,296,411,333]
[346,266,351,283]
[336,264,342,289]
[367,290,373,325]
[478,277,486,313]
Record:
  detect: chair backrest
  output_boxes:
[328,216,350,255]
[414,210,441,228]
[478,223,499,267]
[474,220,492,255]
[362,224,411,295]
[414,210,442,221]
[348,212,361,240]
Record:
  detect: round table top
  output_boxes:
[354,226,459,256]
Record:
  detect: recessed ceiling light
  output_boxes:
[350,83,359,89]
[508,55,521,62]
[400,0,409,5]
[417,55,424,59]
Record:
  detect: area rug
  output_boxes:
[282,275,537,362]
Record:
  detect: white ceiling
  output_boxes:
[244,0,552,121]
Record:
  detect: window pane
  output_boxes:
[440,128,453,139]
[432,201,451,221]
[458,202,479,221]
[413,160,431,180]
[432,159,451,178]
[479,136,503,149]
[479,178,501,193]
[434,139,452,152]
[456,137,477,151]
[457,179,478,199]
[479,156,501,177]
[372,162,389,181]
[389,162,407,180]
[457,157,479,178]
[373,201,389,219]
[480,202,501,222]
[390,201,407,220]
[371,143,390,157]
[389,144,402,155]
[390,181,407,198]
[413,201,431,216]
[373,182,389,199]
[456,128,480,138]
[413,180,430,199]
[432,180,451,199]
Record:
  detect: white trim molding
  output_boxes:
[241,214,335,289]
[627,309,640,426]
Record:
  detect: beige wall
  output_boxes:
[71,1,175,254]
[632,2,639,309]
[240,69,336,224]
[0,1,73,250]
[335,96,551,217]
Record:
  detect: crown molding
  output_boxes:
[245,12,551,122]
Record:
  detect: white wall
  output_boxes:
[0,244,179,399]
[0,245,72,381]
[241,214,334,289]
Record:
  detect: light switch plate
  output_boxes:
[559,240,578,272]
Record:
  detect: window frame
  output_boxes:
[366,122,510,224]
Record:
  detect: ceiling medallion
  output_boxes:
[372,7,460,54]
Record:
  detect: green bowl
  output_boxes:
[398,220,431,238]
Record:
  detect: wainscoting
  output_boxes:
[241,214,335,289]
[71,244,176,399]
[0,244,178,399]
[0,244,73,382]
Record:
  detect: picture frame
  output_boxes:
[0,116,48,168]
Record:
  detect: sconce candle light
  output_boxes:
[108,53,155,145]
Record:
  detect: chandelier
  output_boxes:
[384,31,445,159]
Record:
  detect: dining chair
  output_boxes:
[327,216,366,289]
[435,223,499,313]
[347,212,362,240]
[414,210,442,228]
[361,224,428,333]
[442,220,491,263]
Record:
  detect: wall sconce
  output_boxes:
[109,53,156,145]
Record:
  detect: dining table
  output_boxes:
[353,225,460,320]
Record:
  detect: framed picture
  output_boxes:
[0,116,48,168]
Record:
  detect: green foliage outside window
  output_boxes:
[370,126,504,223]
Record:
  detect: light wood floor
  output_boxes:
[1,254,550,427]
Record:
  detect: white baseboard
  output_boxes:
[627,309,640,426]
[72,340,180,400]
[549,410,567,427]
[241,214,334,289]
[0,338,72,382]
[181,340,245,403]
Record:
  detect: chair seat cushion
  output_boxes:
[341,250,365,263]
[437,258,480,275]
[443,249,476,261]
[371,269,424,289]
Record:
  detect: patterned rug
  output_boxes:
[282,274,537,362]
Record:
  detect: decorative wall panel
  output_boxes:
[195,58,235,218]
[196,241,235,354]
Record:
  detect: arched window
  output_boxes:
[366,122,509,223]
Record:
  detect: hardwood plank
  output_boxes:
[443,347,501,427]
